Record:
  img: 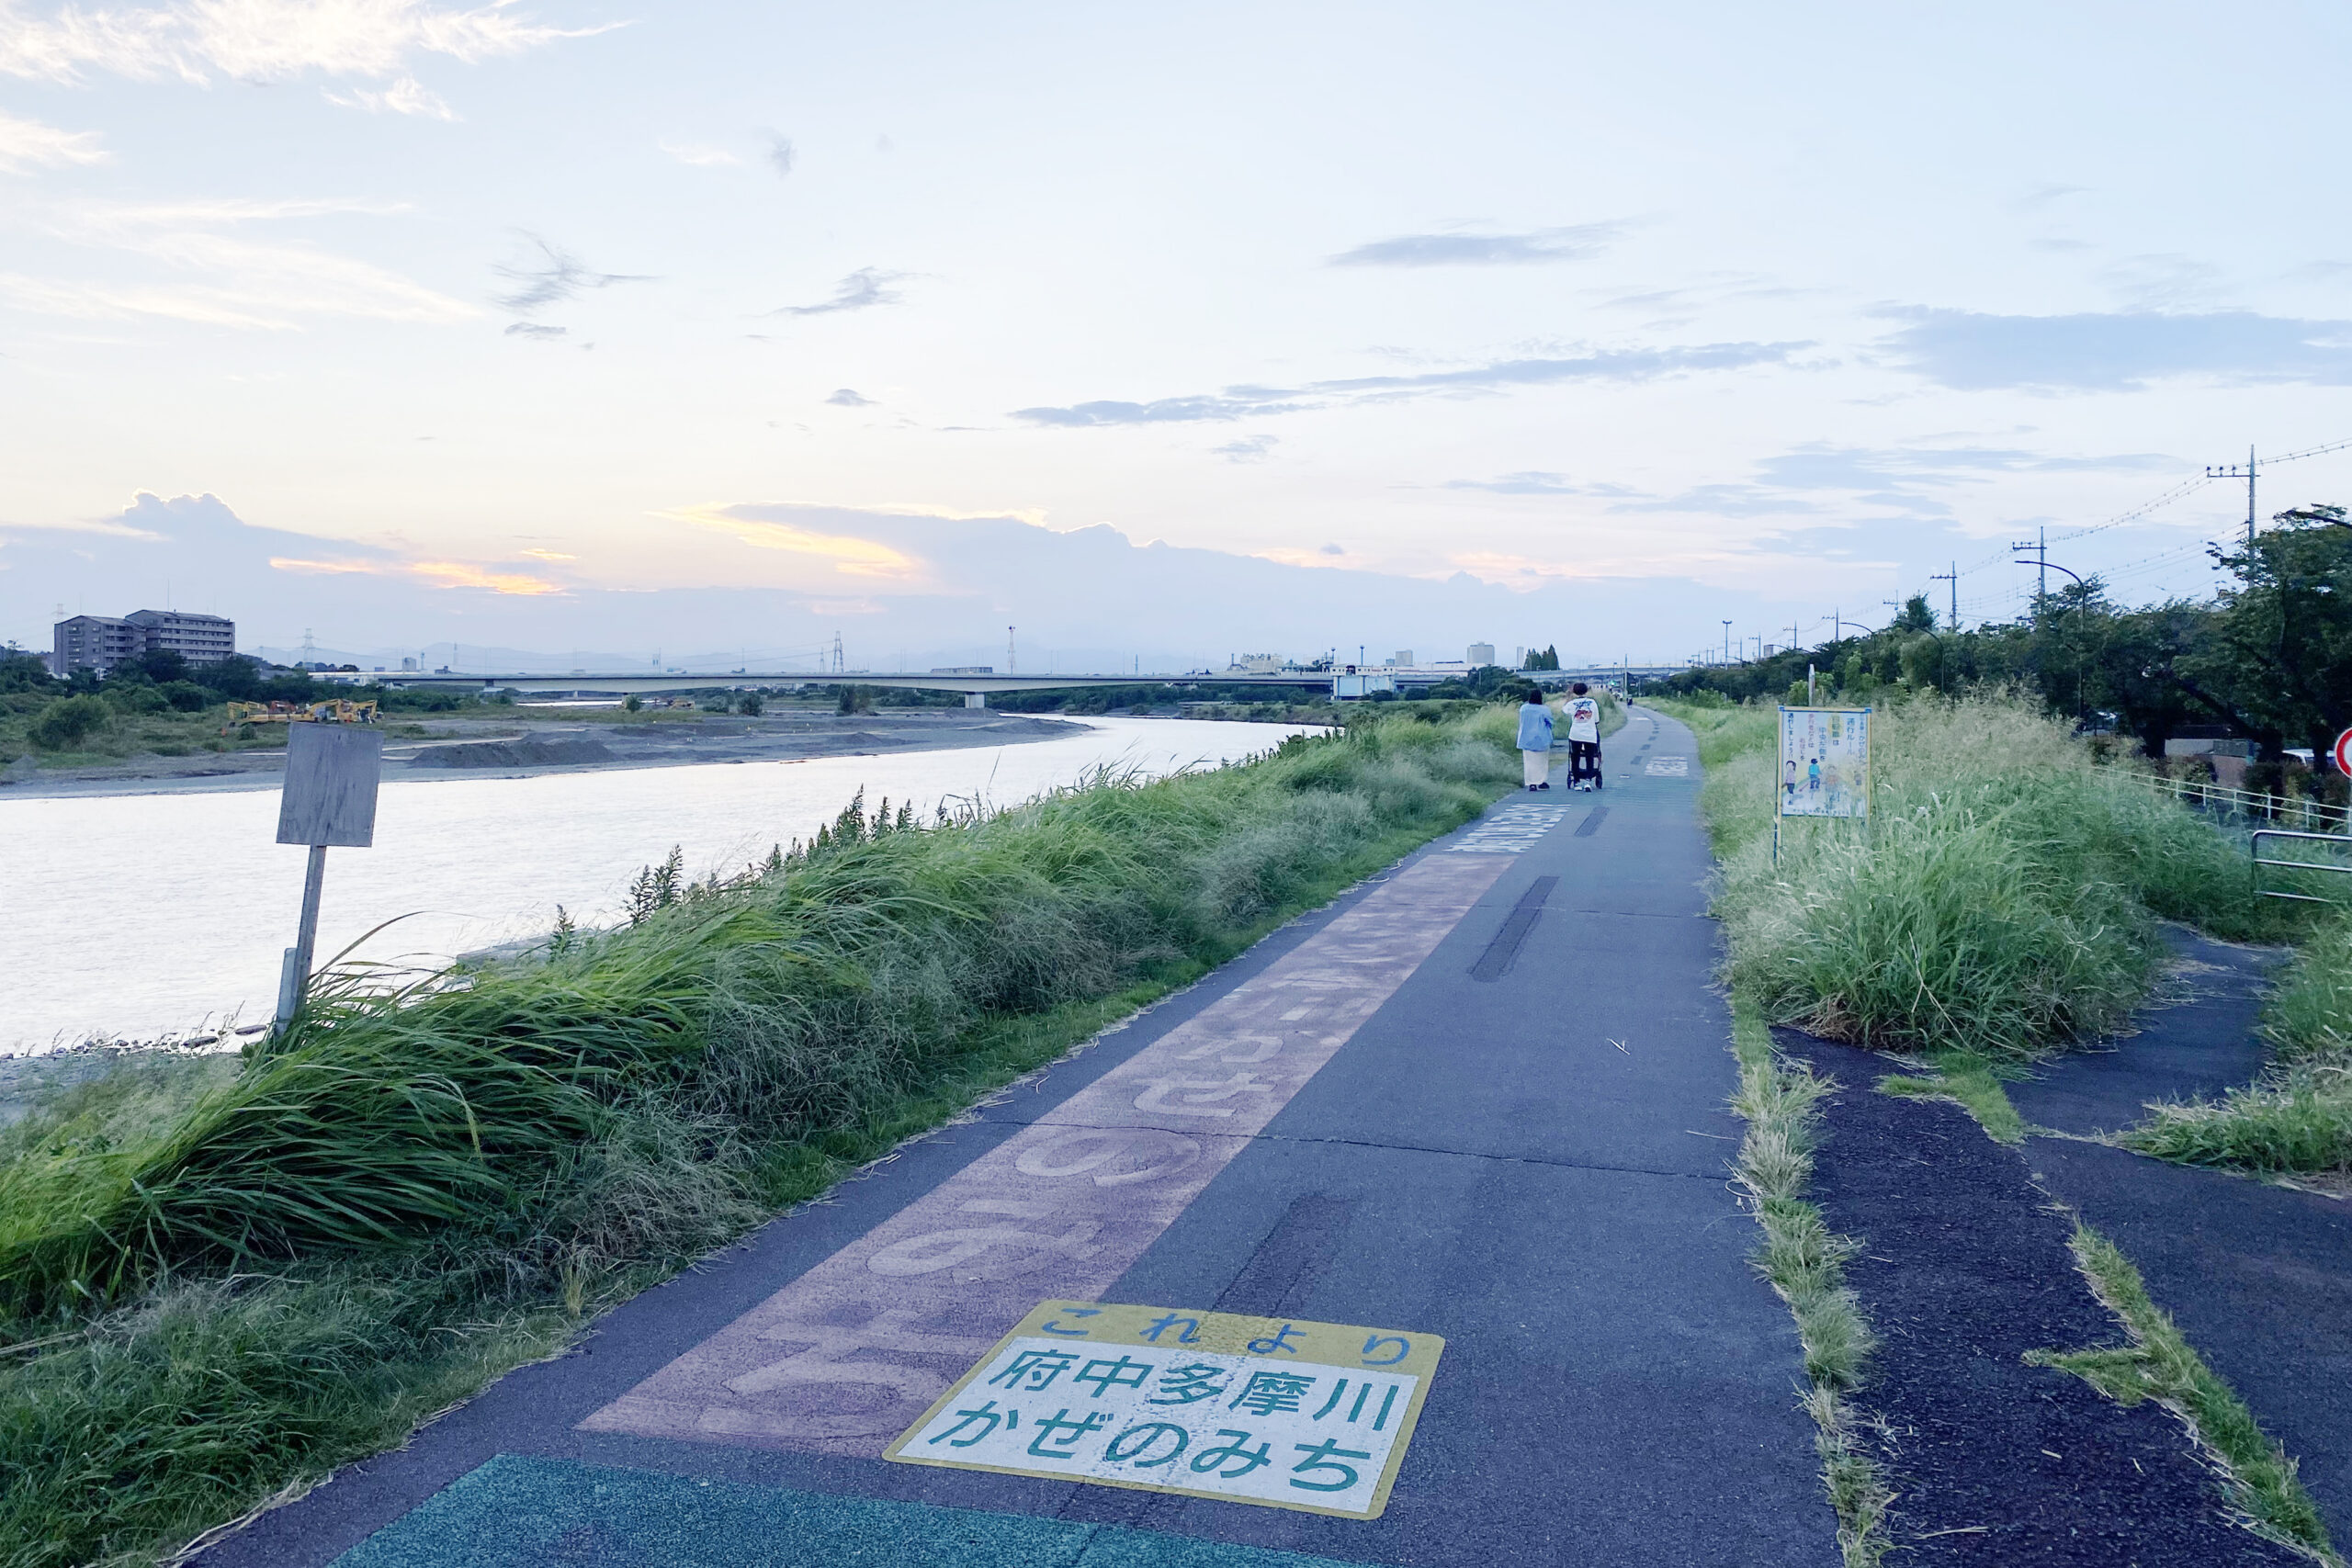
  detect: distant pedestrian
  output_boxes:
[1566,682,1602,790]
[1515,686,1554,790]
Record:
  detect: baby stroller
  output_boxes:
[1568,739,1602,790]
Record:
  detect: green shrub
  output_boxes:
[1674,693,2299,1060]
[105,685,169,716]
[27,694,110,750]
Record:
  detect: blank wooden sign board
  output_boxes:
[274,724,385,1026]
[277,724,383,847]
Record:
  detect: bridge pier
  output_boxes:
[964,692,987,709]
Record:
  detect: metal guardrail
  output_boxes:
[2111,765,2352,835]
[2252,829,2352,904]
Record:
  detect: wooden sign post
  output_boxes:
[274,723,384,1028]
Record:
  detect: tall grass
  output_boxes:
[1669,694,2300,1061]
[0,710,1517,1568]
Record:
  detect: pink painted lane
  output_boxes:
[579,851,1511,1457]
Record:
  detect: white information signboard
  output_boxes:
[1779,706,1871,818]
[887,1301,1442,1517]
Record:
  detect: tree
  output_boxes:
[1892,593,1939,634]
[0,649,55,694]
[121,648,190,684]
[2186,506,2352,755]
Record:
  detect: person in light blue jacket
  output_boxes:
[1515,687,1554,790]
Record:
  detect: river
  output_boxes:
[1,716,1314,1054]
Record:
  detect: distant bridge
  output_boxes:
[327,664,1692,704]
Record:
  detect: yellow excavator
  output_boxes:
[223,699,379,728]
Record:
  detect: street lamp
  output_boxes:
[2012,547,2092,718]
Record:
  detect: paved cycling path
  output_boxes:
[201,708,1836,1568]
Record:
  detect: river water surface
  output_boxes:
[2,716,1311,1053]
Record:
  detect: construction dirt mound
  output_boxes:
[405,736,616,770]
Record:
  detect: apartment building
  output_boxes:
[52,610,236,675]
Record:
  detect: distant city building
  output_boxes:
[1467,642,1496,667]
[931,665,994,674]
[1392,649,1415,668]
[1226,653,1284,674]
[52,609,235,675]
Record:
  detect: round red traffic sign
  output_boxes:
[2335,728,2352,776]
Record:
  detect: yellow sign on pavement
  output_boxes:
[885,1301,1444,1518]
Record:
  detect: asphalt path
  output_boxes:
[2013,927,2352,1540]
[200,708,1835,1568]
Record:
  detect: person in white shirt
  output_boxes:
[1565,682,1602,789]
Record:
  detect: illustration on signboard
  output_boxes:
[1778,706,1871,818]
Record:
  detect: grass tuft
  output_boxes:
[1725,994,1892,1566]
[2120,912,2352,1174]
[2030,1223,2342,1564]
[1876,1050,2029,1145]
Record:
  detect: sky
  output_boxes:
[4,0,2351,671]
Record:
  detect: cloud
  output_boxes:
[669,505,925,581]
[0,196,476,327]
[411,559,564,594]
[1319,543,1343,556]
[1013,342,1804,426]
[1608,441,2177,519]
[325,74,454,118]
[1443,471,1640,496]
[492,234,652,315]
[1329,222,1624,267]
[1879,307,2352,390]
[0,107,106,171]
[825,387,875,406]
[765,134,794,176]
[0,0,606,86]
[268,555,381,575]
[1214,434,1277,462]
[769,266,908,318]
[658,136,741,167]
[1017,394,1311,427]
[503,321,564,338]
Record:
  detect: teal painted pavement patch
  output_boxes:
[331,1454,1375,1568]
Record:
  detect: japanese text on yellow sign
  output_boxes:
[885,1301,1443,1517]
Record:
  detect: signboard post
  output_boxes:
[2334,728,2352,778]
[273,722,383,1028]
[1776,706,1872,863]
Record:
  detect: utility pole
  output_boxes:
[1929,563,1958,629]
[2207,446,2258,551]
[1006,626,1015,674]
[2011,530,2052,618]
